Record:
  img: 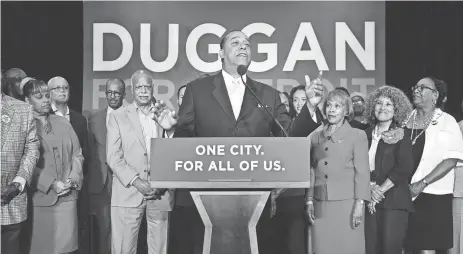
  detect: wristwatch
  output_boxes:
[422,179,430,186]
[305,196,314,205]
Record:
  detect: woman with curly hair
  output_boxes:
[362,85,414,254]
[402,77,463,254]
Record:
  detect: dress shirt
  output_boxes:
[311,110,318,123]
[51,103,70,121]
[222,70,246,120]
[368,127,381,173]
[106,107,114,127]
[129,103,159,185]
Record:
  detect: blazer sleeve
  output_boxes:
[174,84,195,137]
[81,117,89,175]
[106,112,139,187]
[288,104,320,137]
[68,126,84,190]
[387,131,414,185]
[271,90,292,137]
[353,130,371,201]
[16,106,40,185]
[34,167,55,194]
[32,147,56,194]
[86,115,98,174]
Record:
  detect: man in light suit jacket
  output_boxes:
[88,78,126,254]
[107,70,177,254]
[173,30,324,254]
[1,72,40,254]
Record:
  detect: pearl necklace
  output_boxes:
[410,109,435,145]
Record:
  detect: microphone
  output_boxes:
[237,65,289,137]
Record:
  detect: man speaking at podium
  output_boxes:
[170,30,325,254]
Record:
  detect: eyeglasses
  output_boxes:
[50,86,69,92]
[105,91,123,98]
[352,100,364,105]
[411,84,437,93]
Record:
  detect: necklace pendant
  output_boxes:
[412,140,416,145]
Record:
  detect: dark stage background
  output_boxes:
[2,1,463,120]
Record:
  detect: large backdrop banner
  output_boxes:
[83,1,385,112]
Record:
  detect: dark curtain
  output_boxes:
[1,1,83,113]
[2,1,463,119]
[386,1,463,121]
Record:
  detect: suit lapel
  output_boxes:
[212,73,236,122]
[69,110,74,126]
[237,78,257,122]
[126,104,147,151]
[1,97,15,149]
[95,108,108,146]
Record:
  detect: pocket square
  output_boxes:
[257,104,270,108]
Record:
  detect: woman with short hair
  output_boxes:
[306,89,370,254]
[403,77,463,254]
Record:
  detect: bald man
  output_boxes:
[87,78,126,254]
[48,77,88,155]
[5,68,27,99]
[106,70,177,254]
[48,76,89,251]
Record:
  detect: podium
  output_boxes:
[150,137,310,254]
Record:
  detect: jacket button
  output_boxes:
[144,153,147,156]
[325,175,328,179]
[325,147,328,151]
[324,161,328,165]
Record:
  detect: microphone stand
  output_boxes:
[238,74,289,137]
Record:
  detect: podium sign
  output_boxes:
[150,137,310,188]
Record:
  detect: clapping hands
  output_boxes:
[53,179,77,197]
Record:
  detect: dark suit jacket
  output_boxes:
[365,126,414,211]
[87,107,112,194]
[174,72,318,138]
[50,108,88,172]
[173,72,319,206]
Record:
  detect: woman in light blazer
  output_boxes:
[306,89,370,254]
[23,79,84,254]
[363,85,414,254]
[403,77,463,254]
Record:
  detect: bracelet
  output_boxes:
[356,199,365,205]
[305,200,314,205]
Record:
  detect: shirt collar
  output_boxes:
[51,103,70,115]
[222,69,247,85]
[107,107,114,115]
[319,120,352,143]
[133,101,154,115]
